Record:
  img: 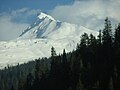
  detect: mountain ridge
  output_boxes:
[0,12,98,69]
[19,12,97,39]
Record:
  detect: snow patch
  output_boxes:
[38,12,55,21]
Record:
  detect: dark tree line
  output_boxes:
[0,18,120,90]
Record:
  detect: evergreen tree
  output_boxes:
[114,24,120,90]
[97,30,102,46]
[62,49,67,63]
[88,33,97,53]
[1,18,120,90]
[26,73,34,90]
[79,33,89,67]
[34,59,41,90]
[51,46,56,57]
[109,77,114,90]
[114,23,120,48]
[10,85,14,90]
[76,78,84,90]
[99,17,113,90]
[102,17,112,48]
[80,33,89,48]
[61,49,70,90]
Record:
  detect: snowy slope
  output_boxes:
[19,12,56,39]
[19,12,97,39]
[0,12,98,69]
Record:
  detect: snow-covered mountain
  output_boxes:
[0,12,98,69]
[19,12,97,39]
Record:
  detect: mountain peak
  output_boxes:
[37,12,55,21]
[19,12,98,39]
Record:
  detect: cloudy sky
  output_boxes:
[0,0,120,41]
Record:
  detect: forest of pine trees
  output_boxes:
[0,18,120,90]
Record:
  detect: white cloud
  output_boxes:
[50,0,120,31]
[0,8,41,41]
[11,8,29,15]
[0,15,29,41]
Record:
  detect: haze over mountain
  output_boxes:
[0,12,98,69]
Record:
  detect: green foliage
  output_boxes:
[0,18,120,90]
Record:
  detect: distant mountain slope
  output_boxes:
[0,12,98,69]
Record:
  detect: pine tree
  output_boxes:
[99,17,113,90]
[88,33,97,53]
[114,24,120,90]
[97,30,102,45]
[102,17,112,47]
[62,49,67,64]
[80,33,89,48]
[109,77,114,90]
[26,73,34,90]
[51,46,56,57]
[79,33,89,66]
[77,79,84,90]
[89,34,96,45]
[10,85,14,90]
[35,59,41,81]
[114,23,120,48]
[61,49,70,90]
[34,59,41,90]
